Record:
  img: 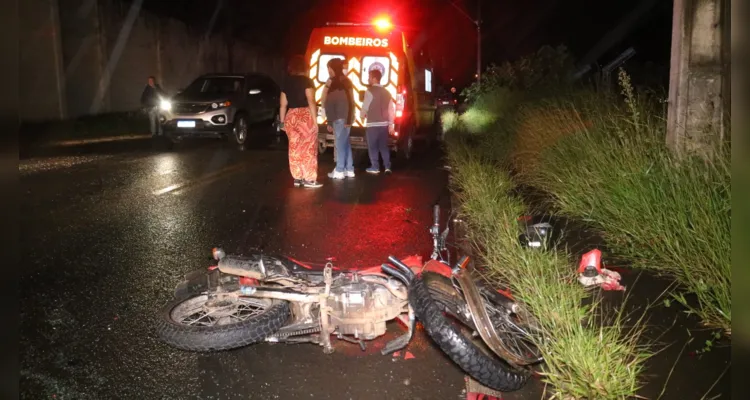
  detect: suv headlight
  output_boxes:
[160,99,172,111]
[211,101,232,109]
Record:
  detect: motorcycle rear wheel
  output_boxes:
[156,293,290,352]
[410,272,530,392]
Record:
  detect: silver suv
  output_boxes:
[159,73,280,145]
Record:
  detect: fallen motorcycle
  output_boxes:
[155,206,543,392]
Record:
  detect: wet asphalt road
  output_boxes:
[21,135,730,400]
[19,137,507,400]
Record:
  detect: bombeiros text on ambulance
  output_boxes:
[323,36,389,48]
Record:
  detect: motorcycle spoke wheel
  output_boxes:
[156,293,290,352]
[171,295,273,327]
[484,301,544,365]
[410,272,529,392]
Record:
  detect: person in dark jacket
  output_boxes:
[140,76,164,136]
[322,58,356,179]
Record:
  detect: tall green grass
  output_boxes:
[447,139,650,399]
[452,67,731,334]
[444,63,730,396]
[511,72,731,334]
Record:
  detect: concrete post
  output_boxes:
[666,0,729,159]
[50,0,67,119]
[156,17,163,86]
[92,0,109,113]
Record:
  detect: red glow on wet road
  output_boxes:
[277,174,441,268]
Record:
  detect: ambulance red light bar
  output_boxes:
[373,17,393,32]
[325,16,393,33]
[325,22,371,27]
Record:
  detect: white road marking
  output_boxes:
[153,184,183,195]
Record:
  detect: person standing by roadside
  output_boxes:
[280,56,322,188]
[361,69,395,174]
[140,76,165,137]
[323,58,356,179]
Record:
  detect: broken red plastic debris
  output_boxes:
[601,280,626,291]
[392,351,401,357]
[578,249,602,274]
[208,265,218,271]
[496,288,514,299]
[404,351,415,360]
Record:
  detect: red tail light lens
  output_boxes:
[396,91,406,119]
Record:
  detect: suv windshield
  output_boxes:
[184,77,245,95]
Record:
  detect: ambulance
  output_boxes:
[305,18,438,160]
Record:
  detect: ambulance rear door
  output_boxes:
[306,27,405,133]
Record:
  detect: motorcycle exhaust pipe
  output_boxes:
[381,264,411,286]
[387,256,416,281]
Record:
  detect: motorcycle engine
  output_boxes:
[327,277,405,340]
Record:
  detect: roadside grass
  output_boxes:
[450,67,731,335]
[444,65,730,396]
[504,72,731,334]
[446,139,650,399]
[440,110,461,134]
[21,111,149,145]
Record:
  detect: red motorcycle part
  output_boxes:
[578,249,602,275]
[239,277,258,286]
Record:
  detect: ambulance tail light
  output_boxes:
[395,87,406,119]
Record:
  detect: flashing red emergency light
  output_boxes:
[373,17,392,32]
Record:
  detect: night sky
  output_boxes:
[140,0,674,87]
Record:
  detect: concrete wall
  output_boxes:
[20,0,67,121]
[20,0,284,122]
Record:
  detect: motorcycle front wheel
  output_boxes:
[410,272,532,392]
[155,293,290,352]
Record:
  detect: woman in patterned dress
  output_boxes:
[280,55,322,188]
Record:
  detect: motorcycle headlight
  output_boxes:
[160,99,172,111]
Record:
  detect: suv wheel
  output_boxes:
[233,114,248,145]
